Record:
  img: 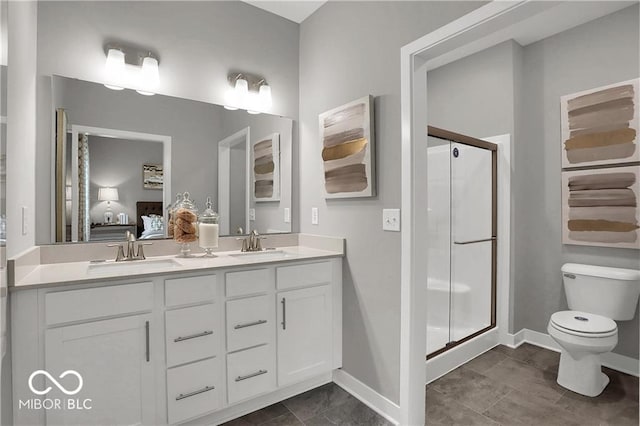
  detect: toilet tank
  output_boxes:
[562,263,640,321]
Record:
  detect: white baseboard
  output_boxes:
[506,328,639,377]
[332,369,400,425]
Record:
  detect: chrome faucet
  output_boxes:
[108,231,152,261]
[237,230,266,252]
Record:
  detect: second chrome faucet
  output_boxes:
[108,231,152,261]
[237,230,267,252]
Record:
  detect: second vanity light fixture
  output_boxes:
[224,73,272,114]
[104,45,160,96]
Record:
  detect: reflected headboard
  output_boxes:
[136,201,163,238]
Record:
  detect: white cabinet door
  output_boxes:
[45,314,155,425]
[277,285,332,386]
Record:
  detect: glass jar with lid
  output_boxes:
[198,197,219,257]
[167,192,183,238]
[173,192,198,257]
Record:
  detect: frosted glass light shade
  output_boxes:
[98,187,119,202]
[234,77,249,102]
[259,83,272,109]
[104,48,125,91]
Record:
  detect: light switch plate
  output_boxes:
[249,208,256,221]
[382,208,400,232]
[284,208,290,223]
[311,207,319,225]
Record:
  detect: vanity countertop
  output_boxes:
[10,245,343,291]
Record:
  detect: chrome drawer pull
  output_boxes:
[173,330,213,343]
[235,369,268,382]
[234,319,267,330]
[454,236,496,245]
[175,385,215,401]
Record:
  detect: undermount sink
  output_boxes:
[228,250,292,261]
[87,258,181,275]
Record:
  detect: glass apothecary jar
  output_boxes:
[198,197,219,257]
[173,192,198,257]
[167,192,183,238]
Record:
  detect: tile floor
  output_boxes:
[223,344,639,425]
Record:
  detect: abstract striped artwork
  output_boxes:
[562,166,640,249]
[561,79,639,168]
[253,133,280,202]
[319,95,376,198]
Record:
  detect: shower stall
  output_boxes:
[426,126,497,359]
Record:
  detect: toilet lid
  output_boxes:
[551,311,617,334]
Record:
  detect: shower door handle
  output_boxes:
[454,236,496,245]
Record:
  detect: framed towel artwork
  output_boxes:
[561,165,639,249]
[319,95,376,198]
[561,79,639,169]
[252,133,280,202]
[143,164,163,190]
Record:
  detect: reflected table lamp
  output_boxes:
[98,187,119,224]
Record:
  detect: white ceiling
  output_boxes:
[243,1,327,23]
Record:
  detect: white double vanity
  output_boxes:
[8,236,343,425]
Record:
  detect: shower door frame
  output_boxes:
[425,125,497,360]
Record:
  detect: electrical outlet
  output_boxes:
[249,208,256,221]
[284,208,290,223]
[311,207,319,225]
[382,208,400,232]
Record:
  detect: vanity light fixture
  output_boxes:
[103,45,160,95]
[224,73,272,114]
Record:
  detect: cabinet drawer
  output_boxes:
[226,268,272,297]
[226,295,273,352]
[165,274,216,307]
[46,282,153,325]
[276,262,332,290]
[165,304,218,367]
[167,357,222,424]
[227,345,276,404]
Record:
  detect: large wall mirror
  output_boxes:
[51,76,292,243]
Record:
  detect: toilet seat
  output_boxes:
[550,311,617,338]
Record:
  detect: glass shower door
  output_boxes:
[450,142,494,343]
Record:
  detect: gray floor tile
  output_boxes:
[320,397,391,426]
[494,343,560,372]
[221,403,291,425]
[603,367,639,402]
[303,414,336,425]
[463,349,508,374]
[600,404,640,426]
[482,356,566,404]
[555,381,639,425]
[426,389,500,426]
[483,389,599,426]
[430,367,512,412]
[262,412,304,426]
[282,383,354,421]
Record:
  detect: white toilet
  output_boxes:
[548,263,640,397]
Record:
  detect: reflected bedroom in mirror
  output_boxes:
[51,75,293,243]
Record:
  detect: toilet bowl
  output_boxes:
[548,263,640,398]
[547,310,617,397]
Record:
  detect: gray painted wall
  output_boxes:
[87,136,163,225]
[514,5,640,359]
[427,40,517,139]
[299,1,486,403]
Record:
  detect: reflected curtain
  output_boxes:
[78,134,90,241]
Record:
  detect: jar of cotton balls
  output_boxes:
[173,192,198,257]
[198,197,219,257]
